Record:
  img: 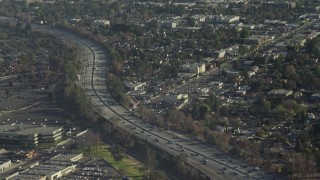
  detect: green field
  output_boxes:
[79,144,144,180]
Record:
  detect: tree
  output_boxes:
[25,22,32,30]
[286,65,296,76]
[185,16,196,26]
[144,148,158,179]
[198,103,211,119]
[167,109,185,129]
[47,92,55,102]
[232,60,240,70]
[295,139,304,152]
[5,89,11,98]
[230,146,241,156]
[175,5,185,16]
[110,145,125,163]
[0,32,8,39]
[15,21,22,31]
[8,80,13,87]
[70,141,79,153]
[145,170,167,180]
[175,153,189,178]
[239,28,250,39]
[315,151,320,169]
[238,45,250,55]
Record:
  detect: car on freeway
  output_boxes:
[202,158,208,165]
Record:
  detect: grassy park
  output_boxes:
[79,144,144,180]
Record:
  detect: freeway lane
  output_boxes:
[43,28,280,180]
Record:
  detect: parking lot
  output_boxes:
[64,157,121,179]
[0,78,68,133]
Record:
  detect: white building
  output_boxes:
[0,125,62,147]
[91,20,110,27]
[0,159,11,171]
[11,164,76,180]
[192,15,206,23]
[9,153,83,180]
[50,153,84,163]
[182,63,206,74]
[213,50,226,59]
[197,87,210,96]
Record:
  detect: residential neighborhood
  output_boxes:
[0,0,320,179]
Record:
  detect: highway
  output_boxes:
[43,29,280,180]
[0,15,281,179]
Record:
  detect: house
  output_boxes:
[172,100,189,110]
[308,31,320,40]
[293,92,302,99]
[250,65,259,72]
[177,73,197,83]
[213,15,240,24]
[191,15,206,23]
[226,71,242,83]
[226,71,241,78]
[208,81,224,89]
[310,93,320,102]
[237,23,255,30]
[161,21,177,28]
[268,89,293,97]
[308,113,316,120]
[261,1,296,9]
[213,50,226,59]
[69,18,81,24]
[313,23,320,30]
[243,61,254,67]
[244,35,269,46]
[22,0,43,4]
[264,20,287,26]
[203,58,216,70]
[236,85,250,96]
[173,2,196,7]
[125,82,147,91]
[91,20,110,27]
[164,93,188,104]
[189,63,205,74]
[197,87,210,96]
[225,45,239,56]
[290,34,308,47]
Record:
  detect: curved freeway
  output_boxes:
[42,28,281,180]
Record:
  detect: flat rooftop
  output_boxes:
[19,164,75,176]
[0,124,62,136]
[9,174,47,180]
[0,159,10,164]
[50,153,83,162]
